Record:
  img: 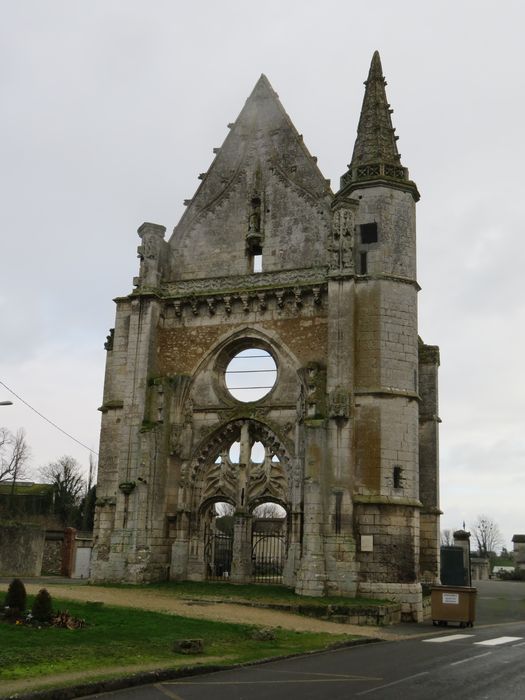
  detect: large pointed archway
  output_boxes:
[188,419,295,583]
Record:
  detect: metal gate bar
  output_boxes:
[251,529,286,583]
[204,527,233,581]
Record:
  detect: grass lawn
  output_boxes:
[101,580,392,608]
[0,595,357,690]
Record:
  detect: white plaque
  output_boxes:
[361,535,374,552]
[442,592,459,605]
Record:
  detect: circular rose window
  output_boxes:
[225,348,277,402]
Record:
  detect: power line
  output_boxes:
[0,379,98,456]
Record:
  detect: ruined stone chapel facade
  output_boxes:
[91,52,441,620]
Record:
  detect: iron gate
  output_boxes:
[251,523,287,583]
[204,526,233,581]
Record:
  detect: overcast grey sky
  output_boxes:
[2,0,524,549]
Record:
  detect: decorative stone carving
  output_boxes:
[328,386,351,419]
[206,297,216,315]
[246,189,263,253]
[240,293,250,312]
[247,448,287,502]
[104,328,115,351]
[201,454,239,502]
[136,222,167,288]
[169,376,193,459]
[329,206,355,271]
[163,268,325,297]
[298,362,327,420]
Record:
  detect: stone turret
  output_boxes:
[340,50,419,202]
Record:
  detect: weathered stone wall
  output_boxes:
[418,343,440,581]
[354,503,420,583]
[0,523,44,576]
[170,79,331,281]
[357,581,423,622]
[353,186,417,280]
[41,529,64,575]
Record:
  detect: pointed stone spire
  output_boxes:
[339,51,419,200]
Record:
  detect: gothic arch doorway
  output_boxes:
[190,419,294,583]
[203,500,234,581]
[251,500,287,583]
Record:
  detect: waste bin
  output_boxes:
[431,585,477,627]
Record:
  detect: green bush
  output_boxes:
[498,569,525,581]
[4,578,27,614]
[31,589,54,622]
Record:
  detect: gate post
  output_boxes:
[231,512,252,583]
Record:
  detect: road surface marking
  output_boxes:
[355,671,429,696]
[475,636,523,646]
[512,641,525,647]
[422,634,474,643]
[450,652,492,666]
[166,677,381,686]
[266,669,382,680]
[155,684,184,700]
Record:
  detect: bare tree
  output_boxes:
[253,502,286,519]
[0,427,30,483]
[40,456,86,526]
[214,501,234,517]
[80,453,97,531]
[440,528,454,546]
[471,514,504,558]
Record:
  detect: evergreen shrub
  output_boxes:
[31,588,54,622]
[4,578,27,614]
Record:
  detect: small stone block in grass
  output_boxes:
[173,638,204,654]
[250,627,276,641]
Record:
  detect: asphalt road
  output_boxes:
[83,620,525,700]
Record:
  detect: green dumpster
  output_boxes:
[431,585,477,627]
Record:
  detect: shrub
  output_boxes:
[498,569,525,581]
[4,578,27,613]
[31,588,54,622]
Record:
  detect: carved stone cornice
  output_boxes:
[354,273,421,291]
[164,284,327,319]
[163,267,327,297]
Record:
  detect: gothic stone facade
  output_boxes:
[91,52,441,621]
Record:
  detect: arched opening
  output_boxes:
[202,498,234,581]
[251,499,288,583]
[195,419,292,584]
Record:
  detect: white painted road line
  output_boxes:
[422,634,474,643]
[450,652,492,666]
[512,641,525,648]
[475,637,523,647]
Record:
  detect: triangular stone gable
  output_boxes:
[169,75,333,281]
